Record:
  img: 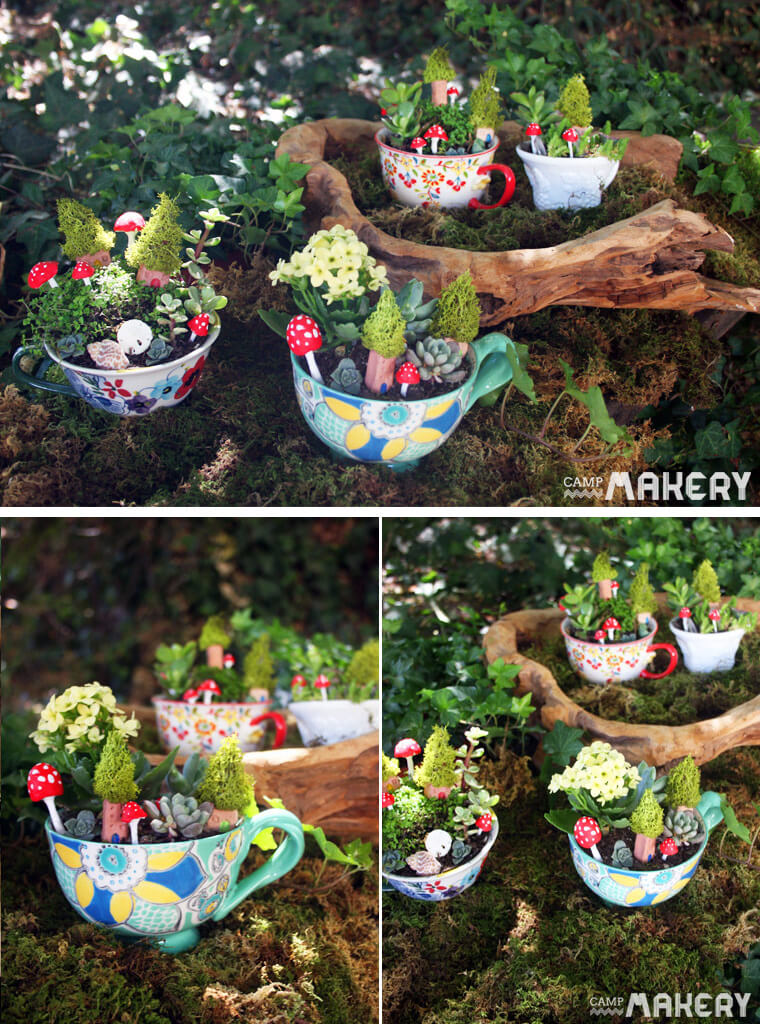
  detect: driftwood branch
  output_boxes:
[483,596,760,767]
[276,118,760,326]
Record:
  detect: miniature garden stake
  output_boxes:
[393,738,421,782]
[314,674,331,701]
[573,816,602,861]
[423,124,448,154]
[423,47,456,106]
[592,553,617,601]
[286,315,324,382]
[121,801,147,844]
[57,197,114,267]
[197,735,254,831]
[361,288,407,394]
[198,679,222,704]
[199,614,230,670]
[72,260,95,286]
[93,729,138,843]
[659,837,678,860]
[679,607,698,632]
[630,789,664,863]
[415,725,458,799]
[113,211,146,248]
[382,791,395,809]
[28,262,59,290]
[27,763,66,833]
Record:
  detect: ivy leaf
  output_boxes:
[560,359,628,446]
[505,341,537,403]
[729,191,754,216]
[708,133,737,164]
[720,164,746,196]
[694,419,743,459]
[719,795,751,843]
[542,720,584,768]
[694,163,720,195]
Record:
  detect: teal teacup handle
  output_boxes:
[696,790,724,833]
[213,808,305,919]
[464,332,515,412]
[12,346,79,397]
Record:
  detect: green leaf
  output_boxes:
[505,342,537,403]
[729,191,754,216]
[136,748,178,800]
[559,359,627,445]
[720,164,746,196]
[708,133,737,164]
[720,795,751,843]
[544,809,581,834]
[543,720,584,768]
[259,309,291,337]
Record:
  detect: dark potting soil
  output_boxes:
[392,826,490,878]
[596,826,694,871]
[65,328,201,370]
[303,341,473,402]
[58,808,235,844]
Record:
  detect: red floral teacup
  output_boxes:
[561,618,678,686]
[153,695,286,756]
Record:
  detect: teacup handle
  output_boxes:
[12,346,78,397]
[213,808,305,919]
[249,711,287,749]
[468,164,516,210]
[639,643,678,679]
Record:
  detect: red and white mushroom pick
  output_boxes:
[679,607,698,632]
[603,616,620,641]
[395,361,420,397]
[474,813,493,833]
[562,127,579,157]
[314,673,331,702]
[113,211,146,247]
[291,673,307,690]
[446,84,460,105]
[183,687,200,703]
[121,801,147,844]
[393,737,421,781]
[187,313,210,344]
[28,261,59,290]
[610,581,620,595]
[72,260,95,286]
[116,319,153,355]
[198,679,222,705]
[423,124,448,154]
[381,791,395,809]
[286,315,323,383]
[594,629,606,643]
[223,653,236,669]
[27,763,65,833]
[410,137,426,155]
[659,837,678,860]
[573,815,602,860]
[709,608,721,632]
[525,123,546,155]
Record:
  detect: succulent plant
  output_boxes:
[63,809,98,840]
[450,838,471,865]
[405,336,465,384]
[145,336,173,365]
[611,839,633,868]
[57,333,86,357]
[167,752,208,798]
[382,849,404,873]
[144,793,213,839]
[329,357,362,396]
[395,279,438,343]
[662,808,705,847]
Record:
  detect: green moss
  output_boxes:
[423,47,455,84]
[361,289,406,357]
[198,614,231,650]
[591,552,616,583]
[692,559,721,603]
[57,198,115,261]
[92,729,137,803]
[666,755,702,808]
[344,639,380,693]
[469,67,501,130]
[557,74,593,127]
[383,752,400,783]
[630,562,657,616]
[630,788,664,837]
[196,735,253,812]
[242,634,275,692]
[414,725,459,790]
[430,271,481,346]
[126,193,182,275]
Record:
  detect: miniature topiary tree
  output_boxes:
[469,67,502,143]
[692,560,721,606]
[382,752,401,792]
[199,614,231,669]
[557,74,592,129]
[361,288,407,394]
[93,729,138,842]
[344,639,380,701]
[630,563,657,634]
[126,192,183,287]
[415,725,459,799]
[665,755,701,812]
[430,271,481,352]
[592,552,617,601]
[630,788,664,863]
[423,46,456,106]
[243,634,275,697]
[197,735,255,830]
[57,198,114,268]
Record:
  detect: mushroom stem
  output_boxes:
[429,138,440,155]
[44,795,65,834]
[320,687,328,703]
[567,141,574,159]
[48,278,58,289]
[589,843,602,862]
[129,820,140,845]
[400,382,409,398]
[202,691,214,706]
[404,756,415,781]
[305,351,323,383]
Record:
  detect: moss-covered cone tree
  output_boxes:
[243,634,275,694]
[430,271,481,349]
[57,198,114,267]
[630,562,657,628]
[126,192,183,287]
[592,551,617,600]
[666,755,701,811]
[692,560,721,605]
[423,47,456,105]
[470,67,501,139]
[415,725,459,797]
[93,729,137,842]
[199,613,230,669]
[630,788,664,863]
[361,288,407,394]
[197,735,255,829]
[558,74,593,128]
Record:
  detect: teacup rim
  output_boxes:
[375,127,499,161]
[560,616,657,647]
[152,695,271,709]
[45,815,246,850]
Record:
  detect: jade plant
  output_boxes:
[22,197,228,373]
[27,682,251,845]
[561,555,659,641]
[664,559,758,635]
[382,725,499,878]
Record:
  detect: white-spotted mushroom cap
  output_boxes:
[393,738,421,759]
[573,815,602,849]
[659,837,678,856]
[72,260,95,282]
[475,813,493,833]
[116,319,153,355]
[188,313,210,338]
[286,315,323,357]
[27,763,63,801]
[679,607,692,618]
[28,261,59,289]
[562,127,580,143]
[396,362,420,388]
[425,829,453,858]
[603,617,620,631]
[198,679,222,698]
[87,341,131,370]
[526,123,542,137]
[708,609,721,621]
[121,801,147,824]
[424,124,448,142]
[406,850,441,875]
[114,211,146,235]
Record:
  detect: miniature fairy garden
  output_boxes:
[382,725,500,899]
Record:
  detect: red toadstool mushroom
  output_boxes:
[679,607,698,633]
[395,361,420,397]
[423,124,448,155]
[183,687,200,703]
[114,211,146,248]
[562,127,579,158]
[198,679,222,705]
[594,629,606,643]
[708,608,721,632]
[474,813,493,833]
[659,836,678,860]
[525,123,546,155]
[286,314,323,383]
[610,581,620,595]
[27,763,65,833]
[28,261,59,290]
[393,738,421,781]
[603,616,620,642]
[446,84,460,106]
[187,313,210,345]
[381,791,395,809]
[121,801,147,844]
[410,137,426,155]
[223,653,235,668]
[573,815,602,861]
[72,260,95,286]
[291,674,307,690]
[314,674,331,702]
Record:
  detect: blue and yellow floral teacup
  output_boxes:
[568,792,723,908]
[12,329,219,416]
[46,806,304,952]
[291,333,514,468]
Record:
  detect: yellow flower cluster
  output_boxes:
[31,681,139,756]
[269,225,388,304]
[548,741,640,805]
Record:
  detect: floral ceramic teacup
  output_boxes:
[12,329,219,416]
[383,816,499,901]
[291,333,514,469]
[153,696,287,757]
[568,793,722,908]
[561,618,678,686]
[45,807,304,953]
[376,130,515,209]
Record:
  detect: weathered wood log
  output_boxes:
[483,596,760,767]
[146,731,379,841]
[276,118,760,326]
